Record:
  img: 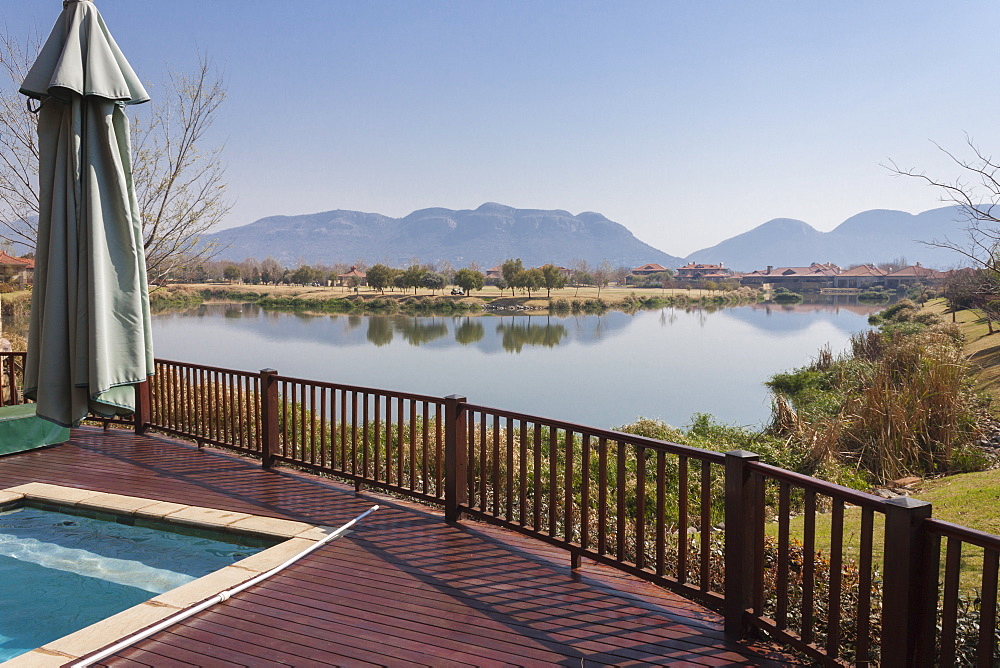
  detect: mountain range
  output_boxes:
[203,203,970,271]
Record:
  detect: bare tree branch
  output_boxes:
[884,135,1000,275]
[0,33,231,281]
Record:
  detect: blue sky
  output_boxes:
[5,1,999,256]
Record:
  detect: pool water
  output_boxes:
[0,506,267,662]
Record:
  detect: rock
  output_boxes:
[890,476,921,488]
[873,488,899,499]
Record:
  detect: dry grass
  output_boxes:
[186,282,731,306]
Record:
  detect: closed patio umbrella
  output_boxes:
[19,0,153,427]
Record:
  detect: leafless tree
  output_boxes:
[886,137,1000,274]
[0,31,231,282]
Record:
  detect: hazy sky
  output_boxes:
[5,1,998,257]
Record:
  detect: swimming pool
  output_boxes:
[0,505,271,662]
[0,483,334,667]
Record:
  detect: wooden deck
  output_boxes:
[0,428,796,667]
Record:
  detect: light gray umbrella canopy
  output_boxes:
[19,0,154,427]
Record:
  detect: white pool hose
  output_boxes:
[71,505,379,668]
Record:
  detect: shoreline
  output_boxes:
[150,283,764,316]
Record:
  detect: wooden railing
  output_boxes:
[454,402,727,609]
[926,519,1000,666]
[0,351,25,406]
[5,356,998,666]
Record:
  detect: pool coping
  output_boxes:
[0,482,339,667]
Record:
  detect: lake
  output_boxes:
[150,298,884,430]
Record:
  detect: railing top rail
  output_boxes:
[154,358,260,378]
[464,402,727,464]
[271,374,445,405]
[925,517,1000,550]
[748,461,891,510]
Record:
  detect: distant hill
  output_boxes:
[685,206,970,271]
[203,203,684,269]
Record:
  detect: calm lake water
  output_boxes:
[150,298,885,430]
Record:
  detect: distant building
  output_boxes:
[884,263,948,288]
[485,266,504,280]
[741,262,841,292]
[336,266,367,287]
[832,264,888,289]
[631,263,668,276]
[0,251,33,285]
[674,262,731,281]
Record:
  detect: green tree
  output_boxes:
[422,272,446,294]
[501,258,524,297]
[291,265,315,285]
[222,264,241,283]
[540,264,568,298]
[521,268,544,298]
[453,268,486,294]
[366,264,396,294]
[401,265,427,294]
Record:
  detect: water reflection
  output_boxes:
[495,318,568,352]
[455,319,484,345]
[151,297,883,428]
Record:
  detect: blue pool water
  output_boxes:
[0,506,267,662]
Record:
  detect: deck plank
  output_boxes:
[0,429,793,667]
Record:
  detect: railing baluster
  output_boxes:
[938,538,962,666]
[801,490,816,645]
[518,419,528,525]
[409,398,417,490]
[479,413,488,512]
[505,416,514,521]
[422,401,430,495]
[533,424,543,531]
[564,430,574,545]
[549,427,559,537]
[375,396,384,482]
[394,397,402,487]
[581,434,592,551]
[635,445,646,569]
[597,437,608,556]
[857,506,874,665]
[700,460,711,592]
[676,455,686,582]
[978,548,999,666]
[776,482,790,629]
[492,414,501,516]
[616,440,626,561]
[826,499,844,658]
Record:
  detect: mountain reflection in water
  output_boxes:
[151,298,886,428]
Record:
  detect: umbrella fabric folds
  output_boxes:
[19,0,154,427]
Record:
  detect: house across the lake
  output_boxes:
[673,262,732,281]
[740,262,842,291]
[832,264,888,289]
[336,266,367,287]
[0,251,33,286]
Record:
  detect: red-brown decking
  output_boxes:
[0,429,796,667]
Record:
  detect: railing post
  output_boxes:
[881,497,935,668]
[260,368,279,470]
[444,394,468,522]
[724,449,759,638]
[133,378,151,434]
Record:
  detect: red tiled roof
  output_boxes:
[886,264,944,278]
[0,251,31,268]
[838,264,888,277]
[632,263,666,272]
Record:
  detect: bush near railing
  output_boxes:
[5,354,996,667]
